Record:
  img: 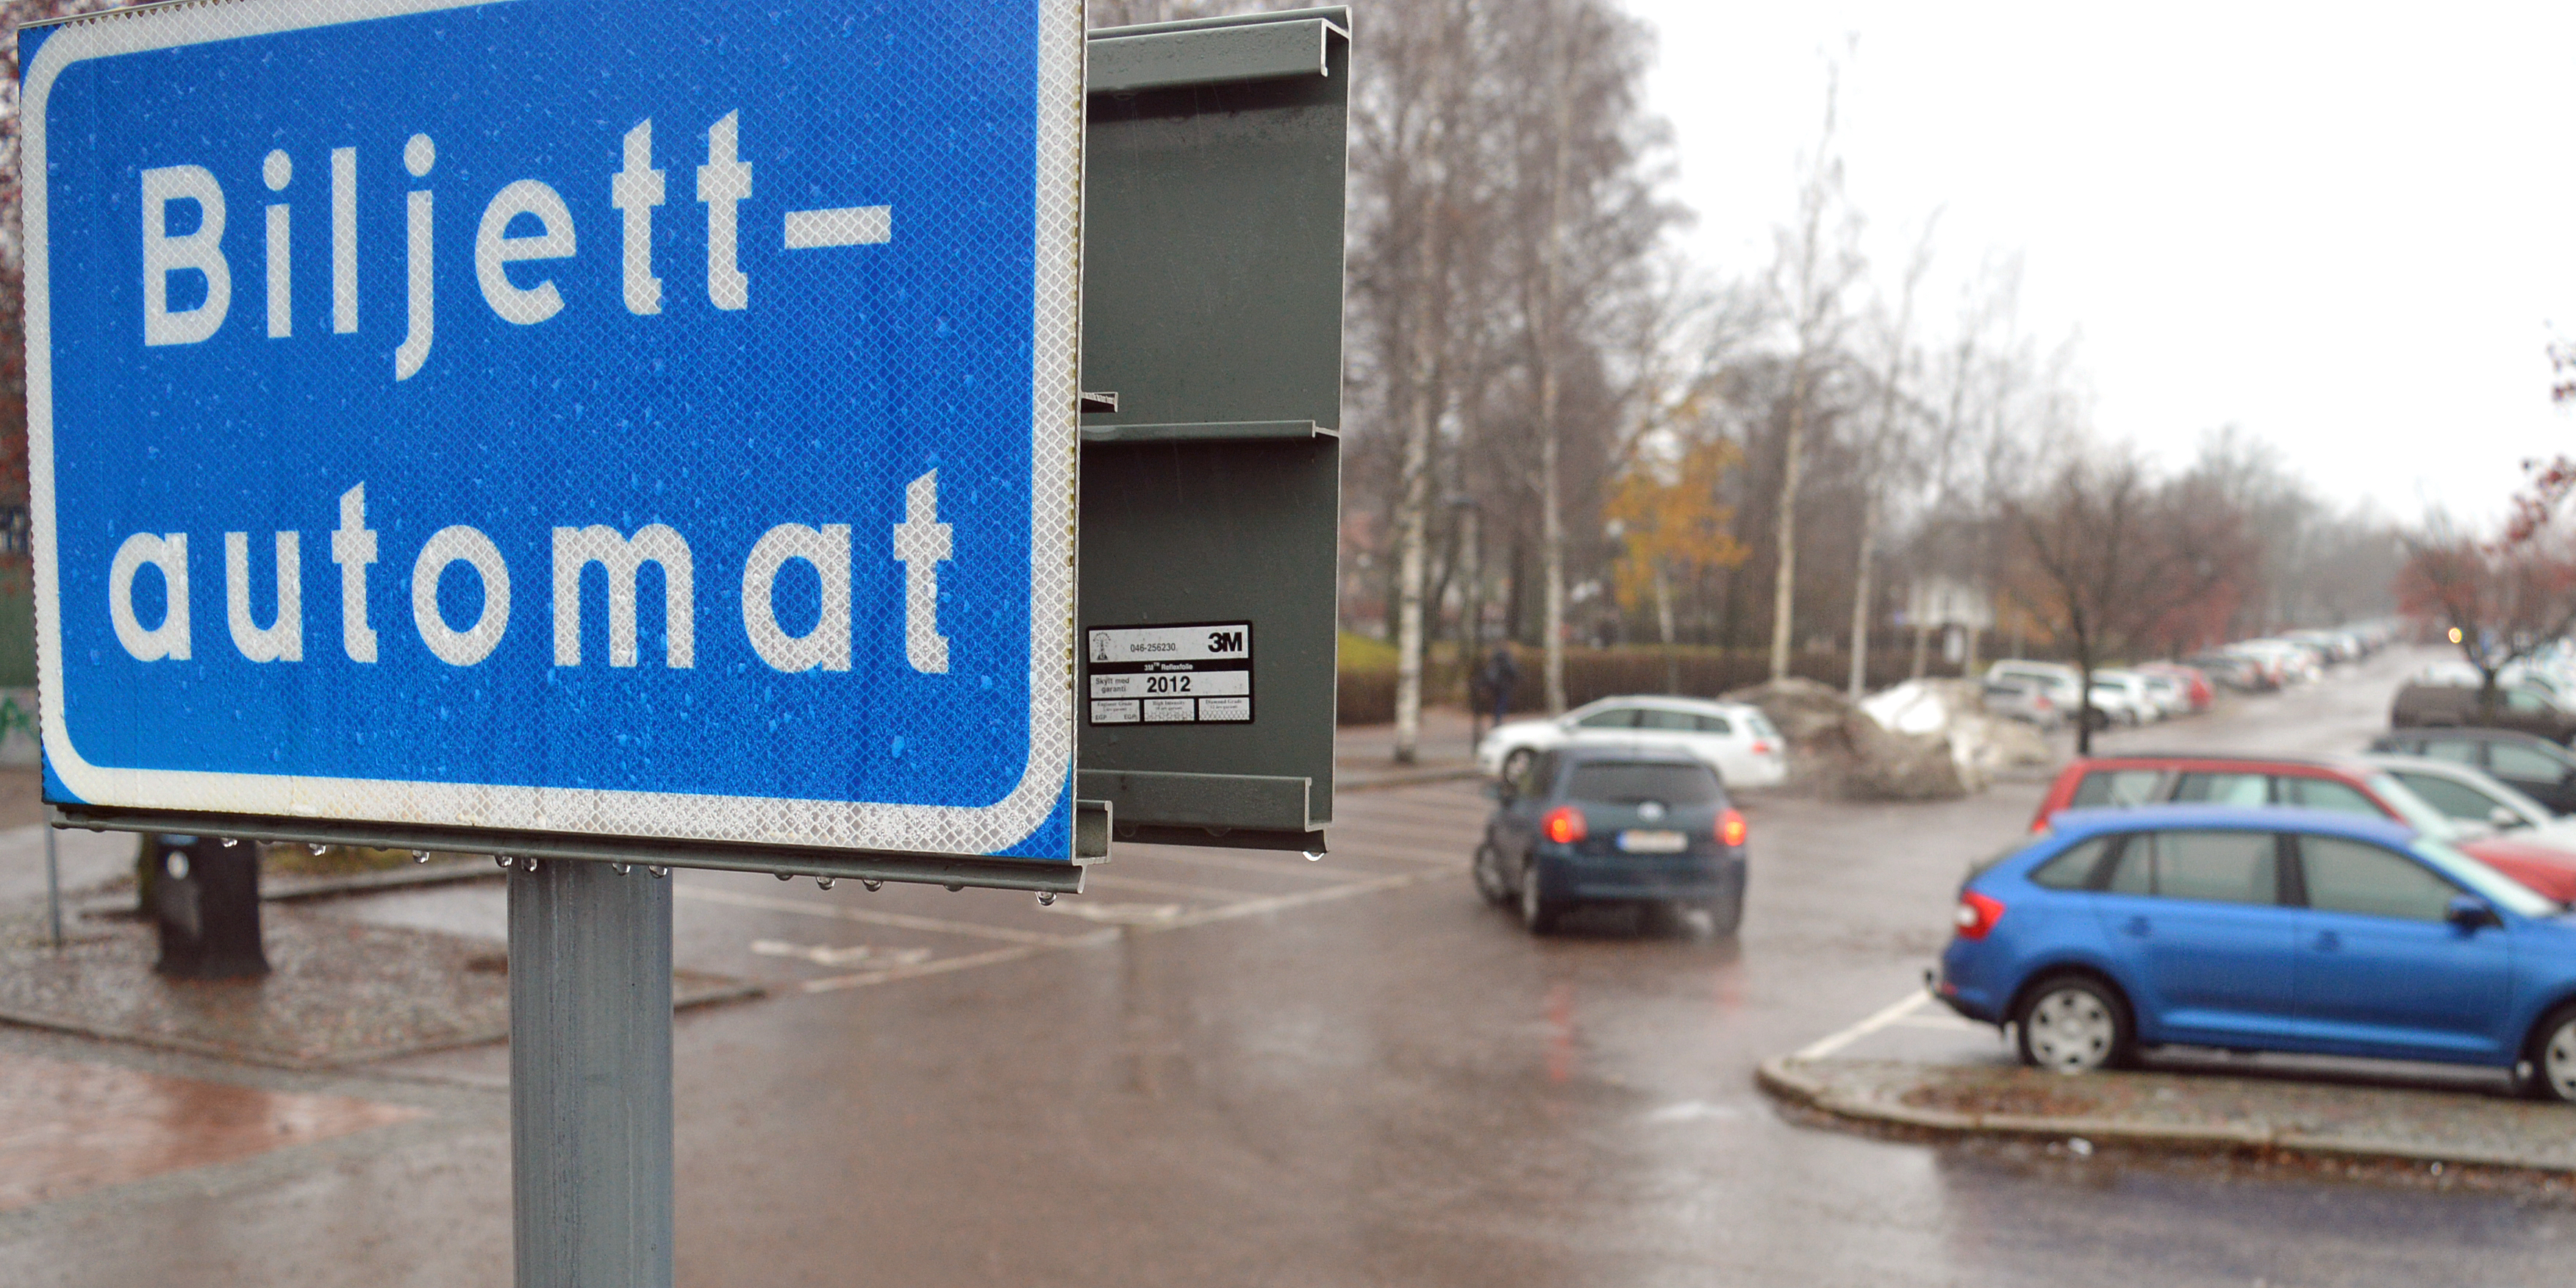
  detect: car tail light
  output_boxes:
[2029,813,2052,834]
[1954,890,2006,940]
[1750,740,1775,756]
[1542,806,1588,845]
[1718,808,1748,848]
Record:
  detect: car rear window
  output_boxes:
[2172,772,2267,805]
[2388,771,2502,823]
[2276,776,2380,816]
[2491,743,2569,779]
[1565,762,1721,806]
[2027,837,2114,890]
[2103,831,2282,905]
[1690,714,1734,734]
[2069,769,2162,807]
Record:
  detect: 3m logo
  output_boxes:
[1208,630,1245,654]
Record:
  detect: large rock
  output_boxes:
[1845,679,2058,801]
[1723,677,1856,749]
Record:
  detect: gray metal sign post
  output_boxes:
[43,825,62,951]
[509,859,674,1287]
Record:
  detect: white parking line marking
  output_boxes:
[1795,990,1932,1061]
[1128,850,1351,881]
[1162,873,1423,930]
[751,940,932,968]
[1082,872,1267,901]
[799,943,1062,994]
[675,886,1080,947]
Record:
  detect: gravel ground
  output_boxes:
[0,902,757,1069]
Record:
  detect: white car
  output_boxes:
[1986,660,2084,714]
[1476,695,1789,790]
[2134,671,2192,718]
[2086,670,2160,726]
[2364,754,2569,844]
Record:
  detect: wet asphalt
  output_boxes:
[7,645,2576,1287]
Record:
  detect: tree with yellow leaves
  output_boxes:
[1606,438,1752,670]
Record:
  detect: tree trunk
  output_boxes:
[1768,361,1808,682]
[2075,645,2097,756]
[1847,496,1877,699]
[1653,562,1678,693]
[1534,22,1574,716]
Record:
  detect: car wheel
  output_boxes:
[1518,859,1561,935]
[1471,842,1514,906]
[1704,884,1745,937]
[2526,1004,2576,1103]
[1500,747,1537,786]
[2015,975,2133,1073]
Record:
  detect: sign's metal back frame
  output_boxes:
[1075,8,1350,856]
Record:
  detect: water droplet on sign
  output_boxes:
[776,871,793,881]
[648,865,668,879]
[496,855,512,869]
[219,837,237,848]
[612,862,632,876]
[309,844,326,856]
[862,879,883,892]
[944,883,962,892]
[413,851,430,862]
[1036,891,1056,906]
[523,858,539,873]
[816,876,835,890]
[1303,851,1325,862]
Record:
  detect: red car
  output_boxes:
[2135,663,2214,713]
[2031,754,2576,903]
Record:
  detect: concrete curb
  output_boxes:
[1753,1056,2575,1175]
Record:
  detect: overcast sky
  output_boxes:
[1617,1,2576,525]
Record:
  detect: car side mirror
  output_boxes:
[2447,895,2502,931]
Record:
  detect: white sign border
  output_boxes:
[23,0,1084,861]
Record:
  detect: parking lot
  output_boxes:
[9,645,2576,1287]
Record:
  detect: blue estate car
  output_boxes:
[1475,745,1749,935]
[1936,806,2576,1101]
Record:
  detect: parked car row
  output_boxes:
[1938,685,2576,1101]
[1981,659,2214,731]
[2391,649,2576,745]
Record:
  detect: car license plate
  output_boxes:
[1617,830,1687,854]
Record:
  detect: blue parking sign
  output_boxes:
[22,0,1085,861]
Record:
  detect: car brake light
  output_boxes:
[1542,806,1588,845]
[1750,740,1774,756]
[1719,808,1748,848]
[1954,890,2006,940]
[2030,814,2052,834]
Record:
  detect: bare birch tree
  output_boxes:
[1764,70,1863,681]
[1845,218,1935,698]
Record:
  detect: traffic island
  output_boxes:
[0,901,761,1070]
[1758,1055,2576,1178]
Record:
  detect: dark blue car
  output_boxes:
[1936,805,2576,1101]
[1475,745,1748,935]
